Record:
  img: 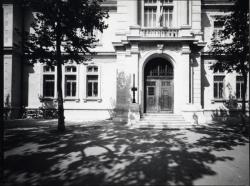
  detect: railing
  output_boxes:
[140,28,179,38]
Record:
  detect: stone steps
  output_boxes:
[132,113,196,129]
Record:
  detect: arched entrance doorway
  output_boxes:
[144,58,174,113]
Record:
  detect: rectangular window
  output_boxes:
[162,7,173,27]
[43,75,55,97]
[236,76,244,99]
[65,75,76,97]
[144,0,174,27]
[87,75,98,97]
[213,20,224,38]
[214,76,224,99]
[64,66,77,98]
[144,7,157,27]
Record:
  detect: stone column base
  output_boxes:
[113,103,140,125]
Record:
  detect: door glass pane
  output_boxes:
[148,87,155,96]
[147,81,156,86]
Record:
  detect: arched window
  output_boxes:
[145,58,173,78]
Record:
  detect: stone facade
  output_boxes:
[3,0,249,123]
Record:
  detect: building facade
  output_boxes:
[3,0,249,123]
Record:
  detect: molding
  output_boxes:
[181,44,191,54]
[95,52,116,56]
[83,98,102,103]
[127,36,197,42]
[63,98,80,103]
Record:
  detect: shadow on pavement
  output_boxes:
[3,118,249,186]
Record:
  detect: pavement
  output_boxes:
[3,118,249,186]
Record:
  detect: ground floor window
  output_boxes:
[87,75,98,97]
[64,66,77,98]
[43,75,55,98]
[214,75,224,99]
[236,76,244,99]
[43,66,56,98]
[42,64,101,101]
[65,75,77,97]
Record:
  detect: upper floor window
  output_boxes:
[64,66,77,98]
[144,0,173,28]
[236,76,244,99]
[43,66,55,98]
[213,20,224,38]
[214,75,224,99]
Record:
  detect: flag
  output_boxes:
[159,0,164,27]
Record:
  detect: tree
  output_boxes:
[209,0,249,115]
[23,0,108,131]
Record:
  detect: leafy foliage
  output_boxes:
[22,0,109,131]
[209,0,249,114]
[209,0,249,73]
[23,0,109,65]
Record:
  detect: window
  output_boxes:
[213,20,224,38]
[214,76,224,99]
[236,76,244,99]
[86,66,99,98]
[144,0,173,27]
[43,75,55,97]
[213,68,224,74]
[87,75,98,97]
[162,7,173,27]
[43,66,55,98]
[64,66,77,98]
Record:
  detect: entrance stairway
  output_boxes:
[132,113,195,129]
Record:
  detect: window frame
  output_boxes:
[41,65,57,99]
[213,75,225,100]
[143,0,174,28]
[213,19,224,39]
[63,65,79,101]
[236,76,244,100]
[83,65,102,102]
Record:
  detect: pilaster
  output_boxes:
[181,44,191,105]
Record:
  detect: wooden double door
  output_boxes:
[146,79,173,112]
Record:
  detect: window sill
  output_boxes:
[211,99,249,103]
[83,98,102,103]
[64,98,80,102]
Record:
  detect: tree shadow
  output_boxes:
[4,119,249,186]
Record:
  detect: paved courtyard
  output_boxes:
[3,118,249,186]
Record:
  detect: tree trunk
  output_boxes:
[56,26,65,132]
[239,70,248,131]
[242,71,247,115]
